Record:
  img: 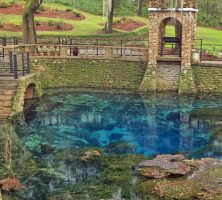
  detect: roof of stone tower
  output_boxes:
[147,0,197,9]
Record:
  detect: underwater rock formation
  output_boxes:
[134,154,192,178]
[136,155,222,199]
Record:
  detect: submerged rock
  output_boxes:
[134,154,192,179]
[80,150,101,161]
[106,141,135,154]
[136,155,222,199]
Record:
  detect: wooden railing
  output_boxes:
[6,44,148,62]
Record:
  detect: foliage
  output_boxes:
[197,0,222,28]
[0,178,25,191]
[47,20,54,26]
[35,19,41,26]
[207,46,220,58]
[72,11,80,17]
[45,0,148,17]
[54,21,64,29]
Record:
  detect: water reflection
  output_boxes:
[17,92,222,159]
[1,91,222,199]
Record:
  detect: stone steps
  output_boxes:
[0,100,12,108]
[0,79,17,84]
[0,84,17,90]
[0,90,16,96]
[0,107,11,115]
[0,77,18,119]
[0,118,8,124]
[0,95,13,101]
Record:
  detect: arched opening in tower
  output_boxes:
[159,17,182,57]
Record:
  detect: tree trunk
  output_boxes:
[105,0,115,33]
[137,0,143,16]
[23,0,42,44]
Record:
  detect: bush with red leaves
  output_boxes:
[0,178,25,191]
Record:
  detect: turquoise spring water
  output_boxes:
[19,91,222,159]
[6,91,222,199]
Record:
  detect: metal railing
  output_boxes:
[0,52,30,79]
[0,37,19,46]
[196,38,222,61]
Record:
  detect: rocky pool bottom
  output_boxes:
[1,90,222,199]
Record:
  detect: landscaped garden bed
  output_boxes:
[0,3,85,21]
[113,18,146,31]
[202,52,222,61]
[0,22,73,32]
[36,7,85,21]
[0,3,22,15]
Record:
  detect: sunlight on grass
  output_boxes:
[0,1,221,50]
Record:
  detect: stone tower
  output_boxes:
[140,0,198,93]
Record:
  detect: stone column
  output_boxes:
[3,46,17,63]
[60,46,68,57]
[179,13,196,94]
[139,13,158,92]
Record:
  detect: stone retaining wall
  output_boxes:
[193,66,222,93]
[31,59,147,91]
[29,59,222,93]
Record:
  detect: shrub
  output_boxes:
[48,20,54,26]
[208,46,220,58]
[115,17,127,24]
[72,11,81,17]
[38,5,45,11]
[0,2,11,8]
[35,20,41,26]
[66,8,72,12]
[0,22,4,28]
[55,21,64,29]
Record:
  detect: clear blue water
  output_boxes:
[3,91,222,199]
[19,91,222,159]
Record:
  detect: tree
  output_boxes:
[137,0,143,16]
[22,0,43,44]
[104,0,115,33]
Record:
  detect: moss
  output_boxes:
[179,68,196,94]
[31,59,147,91]
[192,66,222,93]
[46,153,145,200]
[11,74,43,119]
[138,163,222,200]
[139,65,157,92]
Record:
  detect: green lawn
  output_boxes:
[0,1,221,51]
[166,26,222,51]
[0,1,148,38]
[45,0,148,17]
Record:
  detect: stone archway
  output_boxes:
[159,17,182,56]
[24,83,36,100]
[11,74,43,117]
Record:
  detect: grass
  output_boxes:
[0,1,221,51]
[0,0,14,3]
[0,1,148,38]
[166,25,222,51]
[45,0,148,17]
